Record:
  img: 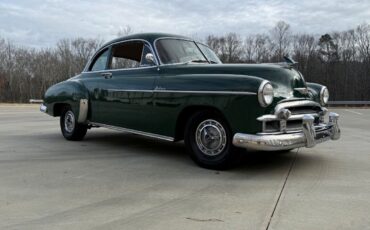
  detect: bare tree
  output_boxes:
[254,34,271,63]
[1,23,370,103]
[355,23,370,62]
[117,25,134,37]
[244,36,255,63]
[270,21,292,62]
[206,33,243,63]
[318,34,339,63]
[224,33,243,63]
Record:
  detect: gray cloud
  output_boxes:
[0,0,369,47]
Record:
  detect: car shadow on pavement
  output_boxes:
[79,130,319,173]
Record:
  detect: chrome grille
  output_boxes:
[260,100,324,134]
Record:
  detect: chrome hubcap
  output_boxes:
[195,119,227,156]
[64,111,75,133]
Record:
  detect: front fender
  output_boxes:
[43,79,89,122]
[306,82,326,105]
[156,73,268,135]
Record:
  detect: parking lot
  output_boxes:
[0,104,369,230]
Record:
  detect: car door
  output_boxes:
[79,47,111,123]
[97,40,159,133]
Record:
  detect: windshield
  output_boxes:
[156,39,208,64]
[197,43,222,64]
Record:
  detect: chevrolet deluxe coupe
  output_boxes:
[41,33,340,169]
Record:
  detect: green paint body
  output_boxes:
[43,33,325,140]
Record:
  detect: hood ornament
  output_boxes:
[283,56,298,67]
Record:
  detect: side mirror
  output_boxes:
[145,53,155,65]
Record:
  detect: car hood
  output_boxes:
[161,63,308,100]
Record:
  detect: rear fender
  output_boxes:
[43,80,89,123]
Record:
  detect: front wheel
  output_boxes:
[184,111,240,170]
[60,107,87,141]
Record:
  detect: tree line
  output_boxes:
[0,21,369,103]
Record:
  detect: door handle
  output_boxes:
[101,72,112,79]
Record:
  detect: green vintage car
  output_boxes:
[41,33,340,169]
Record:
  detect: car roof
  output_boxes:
[103,33,192,47]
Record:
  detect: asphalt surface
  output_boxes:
[0,105,369,230]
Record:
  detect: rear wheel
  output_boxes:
[60,106,87,141]
[184,111,240,170]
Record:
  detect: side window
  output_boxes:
[90,49,109,71]
[110,41,148,69]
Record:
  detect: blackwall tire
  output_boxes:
[60,106,87,141]
[184,111,240,170]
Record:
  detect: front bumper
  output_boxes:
[232,112,340,151]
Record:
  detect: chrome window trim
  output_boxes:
[105,89,256,95]
[153,37,209,65]
[81,65,158,74]
[84,39,159,73]
[89,122,174,141]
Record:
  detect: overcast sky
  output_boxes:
[0,0,369,48]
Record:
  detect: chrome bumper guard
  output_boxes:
[232,112,341,151]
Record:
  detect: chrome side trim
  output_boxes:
[154,90,256,95]
[106,89,256,95]
[107,89,154,93]
[78,99,88,123]
[89,122,174,142]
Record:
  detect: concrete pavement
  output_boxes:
[0,105,369,230]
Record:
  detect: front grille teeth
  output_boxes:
[260,100,324,134]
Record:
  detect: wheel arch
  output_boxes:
[174,105,230,141]
[53,103,71,116]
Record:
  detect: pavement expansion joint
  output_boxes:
[265,149,298,230]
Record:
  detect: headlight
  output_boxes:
[258,81,274,107]
[320,87,329,105]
